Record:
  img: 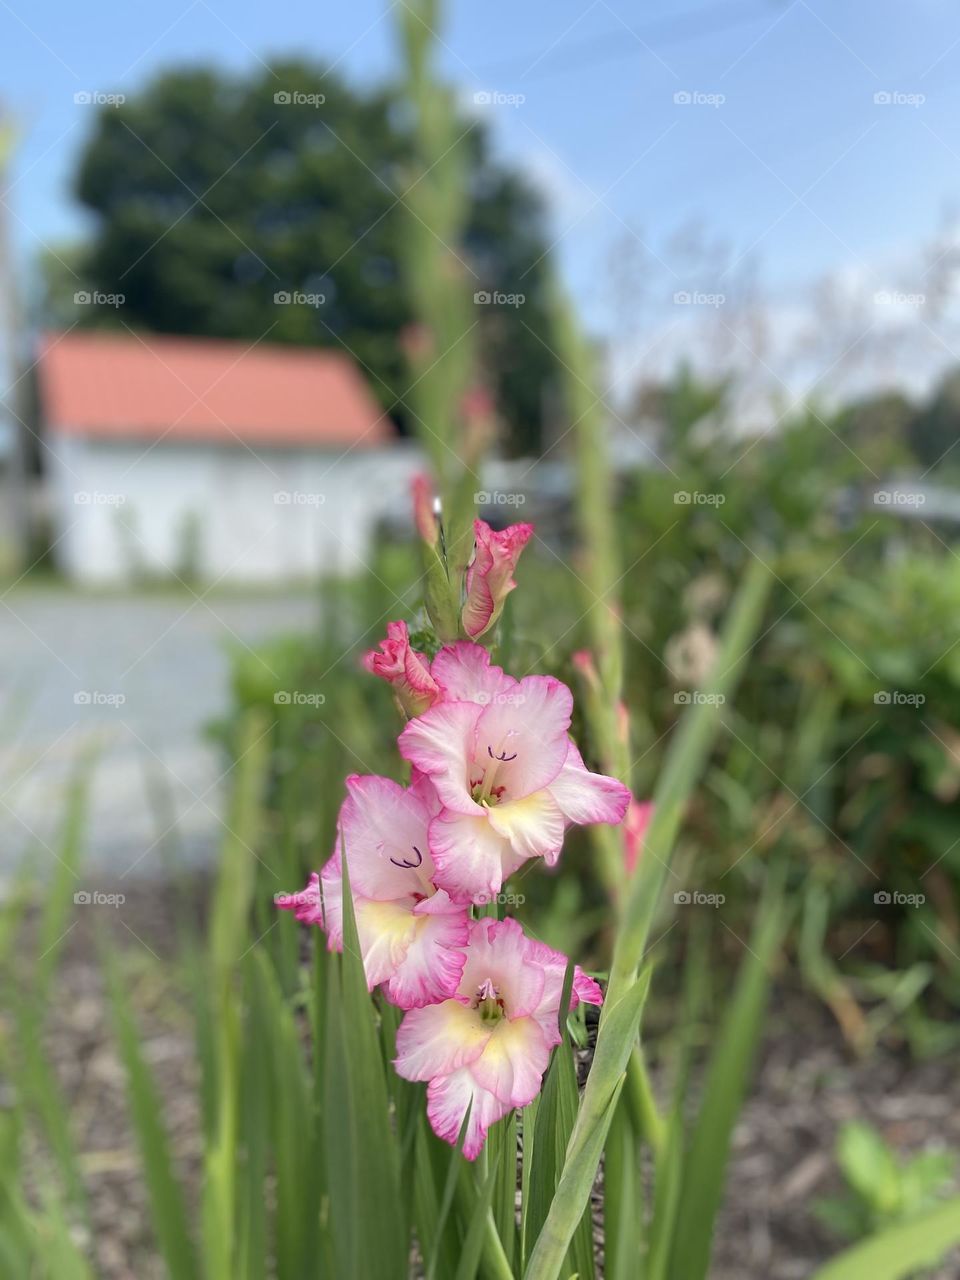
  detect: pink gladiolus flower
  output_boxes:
[394,917,602,1159]
[398,645,631,903]
[363,620,442,718]
[281,774,469,1009]
[623,799,654,874]
[461,519,533,640]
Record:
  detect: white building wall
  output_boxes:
[48,435,424,584]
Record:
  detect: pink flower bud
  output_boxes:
[461,519,533,640]
[412,473,439,547]
[624,799,654,874]
[363,621,441,717]
[571,649,600,692]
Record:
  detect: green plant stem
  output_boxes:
[484,1210,517,1280]
[626,1046,665,1157]
[524,555,773,1280]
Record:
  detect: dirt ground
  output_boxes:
[14,882,960,1279]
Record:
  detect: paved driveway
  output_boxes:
[0,587,317,880]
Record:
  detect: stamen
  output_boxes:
[389,845,424,869]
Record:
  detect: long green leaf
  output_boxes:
[523,558,773,1280]
[811,1196,960,1280]
[666,878,787,1280]
[323,841,407,1280]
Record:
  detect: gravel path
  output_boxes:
[0,586,317,881]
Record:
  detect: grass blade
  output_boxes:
[104,951,198,1280]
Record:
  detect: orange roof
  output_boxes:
[39,330,392,448]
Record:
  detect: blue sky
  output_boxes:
[5,0,960,347]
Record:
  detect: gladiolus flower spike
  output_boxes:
[278,514,629,1158]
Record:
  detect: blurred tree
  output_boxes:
[908,370,960,472]
[830,389,914,476]
[46,61,558,455]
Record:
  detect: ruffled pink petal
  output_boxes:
[394,1001,491,1081]
[522,934,604,1046]
[469,1015,552,1108]
[458,917,546,1019]
[430,642,517,707]
[274,872,324,925]
[362,621,440,716]
[398,701,483,816]
[428,810,516,904]
[353,897,417,989]
[319,854,344,949]
[474,675,572,799]
[572,970,604,1006]
[383,908,470,1010]
[337,774,438,901]
[546,741,631,826]
[425,1068,511,1160]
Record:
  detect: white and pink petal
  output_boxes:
[458,918,546,1019]
[469,1015,552,1108]
[429,810,513,904]
[425,1068,512,1160]
[337,774,439,901]
[547,741,631,827]
[398,701,483,816]
[394,1001,490,1082]
[474,676,572,800]
[486,790,565,864]
[430,643,516,707]
[384,908,469,1010]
